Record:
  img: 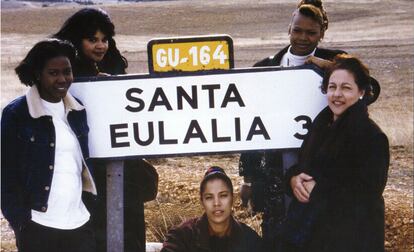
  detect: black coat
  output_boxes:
[285,100,389,252]
[161,214,263,252]
[239,46,347,212]
[240,46,347,175]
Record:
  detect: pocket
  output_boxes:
[17,127,49,146]
[282,198,327,246]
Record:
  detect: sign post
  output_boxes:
[106,160,124,252]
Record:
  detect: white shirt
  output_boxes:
[280,46,316,67]
[31,99,90,230]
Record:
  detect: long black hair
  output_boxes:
[53,8,127,76]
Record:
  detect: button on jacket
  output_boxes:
[1,85,97,231]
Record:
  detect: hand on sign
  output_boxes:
[305,56,333,70]
[291,173,314,203]
[97,72,111,77]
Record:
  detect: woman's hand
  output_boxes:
[97,72,111,77]
[305,56,333,70]
[303,180,316,195]
[290,173,314,203]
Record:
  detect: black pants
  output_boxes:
[17,220,96,252]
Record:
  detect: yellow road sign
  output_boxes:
[147,35,234,73]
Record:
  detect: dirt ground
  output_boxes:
[1,0,413,251]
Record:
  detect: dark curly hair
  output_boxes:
[15,38,76,87]
[291,0,329,36]
[53,8,127,76]
[297,0,328,30]
[200,166,233,198]
[321,54,373,101]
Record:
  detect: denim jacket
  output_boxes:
[1,85,97,231]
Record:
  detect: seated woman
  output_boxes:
[161,166,262,252]
[284,54,389,252]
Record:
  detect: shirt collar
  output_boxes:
[26,85,84,118]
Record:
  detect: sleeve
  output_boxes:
[284,163,304,197]
[239,152,263,181]
[124,158,159,202]
[311,133,389,199]
[160,225,189,252]
[244,226,264,252]
[1,106,28,230]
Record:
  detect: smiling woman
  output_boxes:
[53,7,128,77]
[161,166,263,252]
[1,38,97,252]
[37,56,73,103]
[53,8,158,252]
[284,54,389,252]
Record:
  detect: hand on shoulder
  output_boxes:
[305,56,333,70]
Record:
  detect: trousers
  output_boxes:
[17,220,96,252]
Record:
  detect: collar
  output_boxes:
[286,45,316,58]
[314,99,368,131]
[196,213,243,250]
[26,85,84,118]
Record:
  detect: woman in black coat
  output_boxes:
[238,1,381,250]
[284,54,389,252]
[239,1,346,250]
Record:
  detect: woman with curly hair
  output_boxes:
[53,7,128,77]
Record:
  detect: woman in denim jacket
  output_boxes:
[1,39,97,252]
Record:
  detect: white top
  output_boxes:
[31,99,90,230]
[280,46,316,67]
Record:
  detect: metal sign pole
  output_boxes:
[106,160,124,252]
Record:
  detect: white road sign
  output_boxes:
[70,66,326,158]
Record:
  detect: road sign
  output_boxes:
[70,65,325,159]
[147,35,234,74]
